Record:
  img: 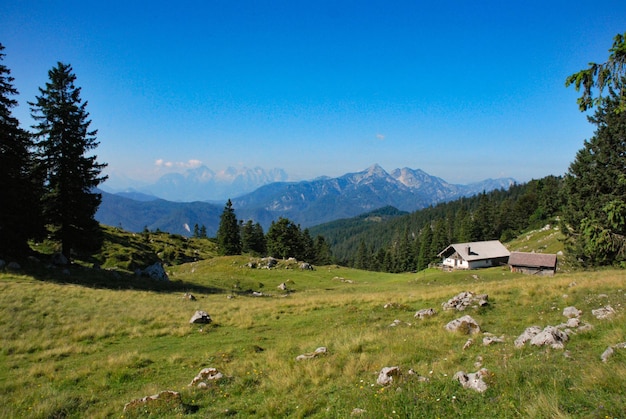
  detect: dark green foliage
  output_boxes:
[263,217,330,263]
[29,62,107,260]
[565,32,626,113]
[193,223,208,238]
[241,220,266,255]
[266,217,304,259]
[312,235,332,265]
[216,199,241,255]
[562,92,626,266]
[0,44,44,256]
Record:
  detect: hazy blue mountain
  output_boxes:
[96,165,515,235]
[114,190,160,202]
[96,191,222,236]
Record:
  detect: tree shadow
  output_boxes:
[14,254,224,295]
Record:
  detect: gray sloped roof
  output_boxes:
[508,252,557,268]
[438,240,510,261]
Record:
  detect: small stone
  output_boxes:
[563,306,582,318]
[454,368,489,393]
[189,310,211,324]
[414,308,437,319]
[189,368,223,387]
[377,366,400,386]
[445,315,481,335]
[592,305,616,320]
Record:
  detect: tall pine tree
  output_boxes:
[216,199,241,255]
[0,44,43,256]
[30,62,107,261]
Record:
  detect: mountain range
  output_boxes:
[96,164,515,236]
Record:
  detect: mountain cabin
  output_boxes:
[438,240,510,270]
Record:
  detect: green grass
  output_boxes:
[1,252,625,418]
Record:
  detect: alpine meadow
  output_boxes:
[1,26,626,419]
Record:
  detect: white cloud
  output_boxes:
[155,159,203,169]
[376,133,385,141]
[187,159,203,168]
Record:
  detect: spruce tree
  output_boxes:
[562,92,626,266]
[30,62,107,261]
[266,217,303,259]
[241,220,265,255]
[313,235,332,265]
[216,199,241,255]
[0,44,43,256]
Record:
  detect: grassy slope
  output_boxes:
[1,228,625,418]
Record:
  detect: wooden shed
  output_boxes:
[508,252,557,276]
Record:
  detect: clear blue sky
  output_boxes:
[2,1,625,187]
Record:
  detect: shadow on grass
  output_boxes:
[14,252,224,295]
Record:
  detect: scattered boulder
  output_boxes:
[263,257,278,268]
[514,326,542,348]
[454,368,490,393]
[463,338,473,350]
[351,408,367,416]
[142,262,169,281]
[377,366,400,385]
[414,308,437,319]
[601,346,614,362]
[592,305,616,320]
[189,311,212,324]
[563,306,582,318]
[445,315,481,335]
[296,346,328,361]
[483,333,505,346]
[277,283,288,291]
[530,326,569,349]
[189,367,224,387]
[124,390,183,414]
[442,291,488,311]
[601,342,626,362]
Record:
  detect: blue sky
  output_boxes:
[2,1,625,187]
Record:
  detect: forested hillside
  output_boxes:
[310,176,563,272]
